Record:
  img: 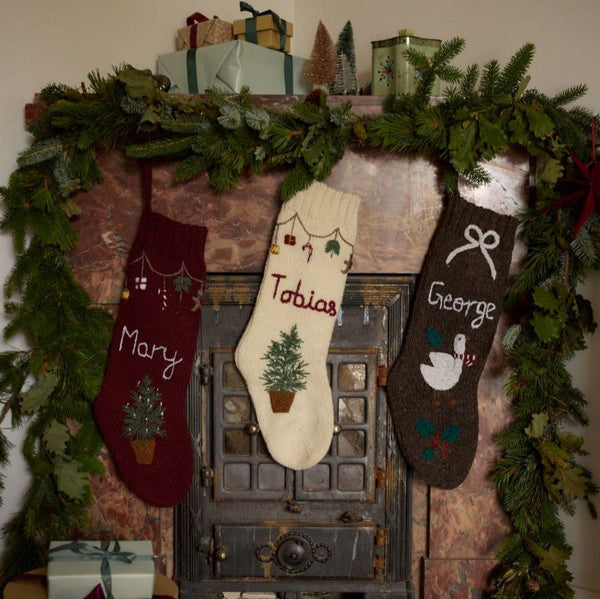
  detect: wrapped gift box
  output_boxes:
[176,13,233,51]
[371,30,441,96]
[47,540,155,599]
[233,3,292,52]
[157,41,310,95]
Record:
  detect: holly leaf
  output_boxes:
[538,156,564,186]
[442,424,460,444]
[425,327,443,347]
[117,67,157,99]
[557,431,586,455]
[416,419,435,438]
[54,458,89,501]
[531,311,560,343]
[43,420,70,455]
[449,120,477,172]
[539,440,570,468]
[508,110,530,145]
[173,276,192,293]
[533,286,560,313]
[21,370,59,413]
[540,545,571,571]
[525,412,549,439]
[554,465,587,500]
[479,117,508,158]
[523,104,554,139]
[325,239,341,257]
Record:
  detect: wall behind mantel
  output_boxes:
[1,2,599,596]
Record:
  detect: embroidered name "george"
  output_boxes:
[118,325,184,380]
[428,281,496,329]
[271,273,337,317]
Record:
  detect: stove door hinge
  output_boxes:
[374,526,386,578]
[377,357,389,387]
[200,364,213,386]
[375,466,386,489]
[200,466,214,487]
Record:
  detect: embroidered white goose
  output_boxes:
[420,333,467,391]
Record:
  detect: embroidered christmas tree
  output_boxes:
[122,375,166,464]
[260,324,309,413]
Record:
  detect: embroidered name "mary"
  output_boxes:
[118,325,183,380]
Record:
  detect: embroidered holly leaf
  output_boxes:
[425,327,443,347]
[525,412,549,439]
[54,458,89,501]
[21,370,60,413]
[423,448,435,462]
[531,311,560,343]
[416,419,435,439]
[173,276,192,293]
[442,424,460,444]
[325,239,341,257]
[43,420,70,455]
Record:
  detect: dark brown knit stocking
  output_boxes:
[387,195,517,489]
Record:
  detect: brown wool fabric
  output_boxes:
[387,195,517,489]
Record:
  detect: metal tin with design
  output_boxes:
[371,31,441,96]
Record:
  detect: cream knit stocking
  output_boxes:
[235,181,360,470]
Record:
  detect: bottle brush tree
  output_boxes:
[302,21,337,90]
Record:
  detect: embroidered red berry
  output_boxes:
[284,234,296,246]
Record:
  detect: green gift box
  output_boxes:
[371,30,441,96]
[157,41,310,95]
[47,540,155,599]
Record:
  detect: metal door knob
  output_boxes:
[277,536,310,570]
[215,546,228,561]
[244,422,260,435]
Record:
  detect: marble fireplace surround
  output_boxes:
[51,96,528,598]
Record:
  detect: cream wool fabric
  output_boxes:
[235,181,360,470]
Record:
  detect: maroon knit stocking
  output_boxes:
[94,164,207,507]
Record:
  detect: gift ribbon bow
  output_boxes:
[445,224,500,280]
[239,1,288,51]
[48,540,147,599]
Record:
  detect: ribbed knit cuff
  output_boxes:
[280,181,360,244]
[131,210,208,277]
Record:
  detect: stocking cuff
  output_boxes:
[446,195,519,238]
[281,181,360,243]
[130,210,208,277]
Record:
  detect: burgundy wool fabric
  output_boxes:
[94,206,207,507]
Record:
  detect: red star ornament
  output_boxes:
[547,120,600,237]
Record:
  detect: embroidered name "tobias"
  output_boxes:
[428,281,496,329]
[271,273,337,317]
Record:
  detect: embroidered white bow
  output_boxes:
[445,224,500,279]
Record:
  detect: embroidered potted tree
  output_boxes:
[261,324,309,413]
[122,374,166,464]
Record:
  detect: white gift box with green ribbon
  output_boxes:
[157,40,311,95]
[47,540,155,599]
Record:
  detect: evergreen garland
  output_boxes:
[0,41,597,598]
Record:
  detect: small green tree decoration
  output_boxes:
[261,324,309,413]
[331,20,358,94]
[122,374,166,464]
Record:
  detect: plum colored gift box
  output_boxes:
[176,13,233,51]
[47,540,155,599]
[232,1,293,53]
[157,41,310,95]
[371,30,441,96]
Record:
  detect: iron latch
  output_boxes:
[200,466,214,487]
[200,364,212,386]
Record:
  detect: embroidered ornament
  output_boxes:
[135,276,147,290]
[302,241,313,262]
[284,234,296,246]
[341,253,353,274]
[446,224,500,280]
[270,243,280,254]
[325,239,341,257]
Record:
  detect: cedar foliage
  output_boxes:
[0,44,598,599]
